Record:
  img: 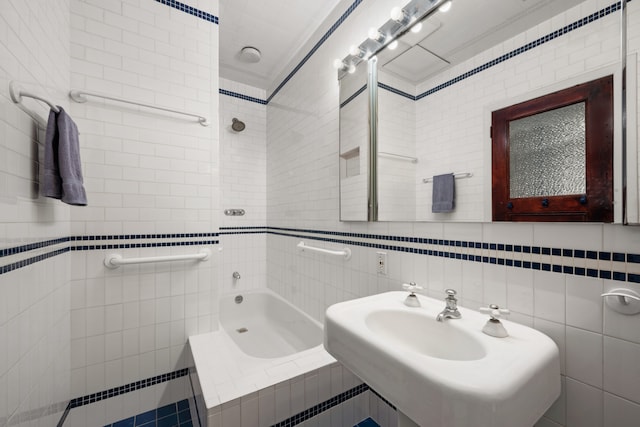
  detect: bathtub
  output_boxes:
[188,288,336,420]
[219,289,323,359]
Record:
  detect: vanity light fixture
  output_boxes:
[333,58,356,73]
[334,0,451,79]
[390,7,412,25]
[368,27,386,43]
[439,0,452,13]
[349,45,367,58]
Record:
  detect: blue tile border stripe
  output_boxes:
[267,0,364,104]
[259,0,621,107]
[154,0,218,24]
[58,369,189,426]
[415,2,621,100]
[0,234,219,275]
[271,383,373,427]
[4,225,640,284]
[68,369,189,410]
[219,88,267,105]
[1,247,69,275]
[0,237,69,258]
[340,84,367,109]
[378,82,415,101]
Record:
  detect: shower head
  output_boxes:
[231,118,245,132]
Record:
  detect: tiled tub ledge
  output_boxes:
[189,329,343,426]
[187,288,396,426]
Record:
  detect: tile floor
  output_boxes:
[103,400,381,427]
[103,399,192,427]
[354,418,380,427]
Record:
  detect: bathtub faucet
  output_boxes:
[232,271,241,280]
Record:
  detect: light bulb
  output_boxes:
[439,1,452,13]
[387,40,398,50]
[368,27,385,42]
[411,22,423,33]
[333,58,345,70]
[347,64,356,74]
[349,45,362,57]
[390,7,404,21]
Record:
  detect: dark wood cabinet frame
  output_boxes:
[492,75,614,222]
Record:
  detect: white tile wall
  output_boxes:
[204,362,372,427]
[0,0,72,426]
[3,1,640,427]
[264,1,640,427]
[66,0,220,416]
[219,78,267,294]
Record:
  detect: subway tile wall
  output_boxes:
[219,78,267,294]
[66,0,220,418]
[266,0,640,426]
[2,0,640,426]
[0,0,72,426]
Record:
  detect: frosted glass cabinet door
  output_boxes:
[509,102,586,199]
[492,75,614,222]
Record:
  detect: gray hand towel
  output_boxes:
[43,107,87,206]
[432,173,455,213]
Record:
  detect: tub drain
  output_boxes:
[234,295,243,304]
[236,327,248,333]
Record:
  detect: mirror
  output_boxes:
[339,59,371,221]
[339,0,626,222]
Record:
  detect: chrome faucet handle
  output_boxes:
[402,282,423,307]
[479,304,510,320]
[445,289,457,297]
[402,282,423,293]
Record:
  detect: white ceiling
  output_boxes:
[218,0,342,90]
[219,0,587,92]
[378,0,586,85]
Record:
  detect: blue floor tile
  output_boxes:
[134,409,156,425]
[177,399,189,412]
[157,403,177,418]
[354,418,381,427]
[178,409,191,423]
[112,418,134,427]
[106,399,192,427]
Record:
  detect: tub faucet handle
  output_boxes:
[232,271,241,280]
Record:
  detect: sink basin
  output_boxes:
[366,309,486,361]
[324,291,560,427]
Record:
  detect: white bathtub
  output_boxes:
[220,289,323,358]
[189,288,335,411]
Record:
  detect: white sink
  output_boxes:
[324,291,560,427]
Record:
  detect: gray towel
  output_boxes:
[43,107,87,206]
[432,173,455,213]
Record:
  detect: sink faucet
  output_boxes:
[436,289,461,322]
